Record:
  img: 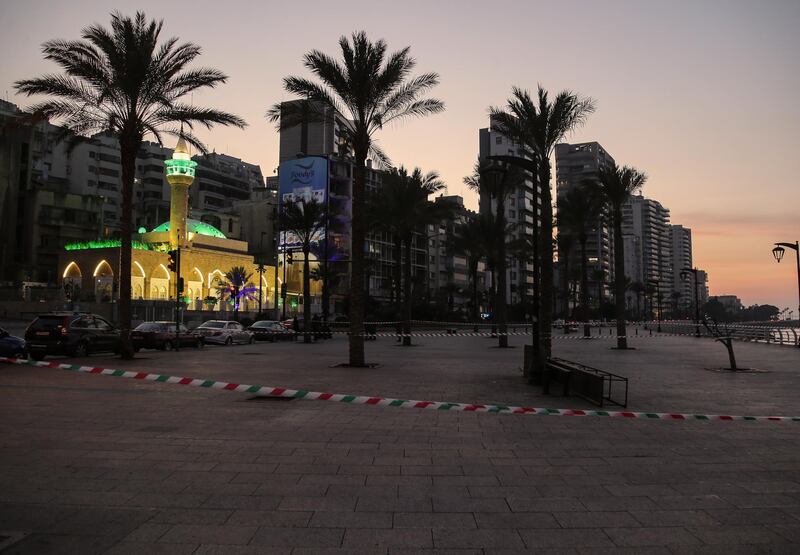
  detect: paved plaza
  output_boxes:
[1,329,800,553]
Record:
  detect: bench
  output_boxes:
[544,357,628,408]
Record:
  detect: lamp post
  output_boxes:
[680,267,701,337]
[772,240,800,333]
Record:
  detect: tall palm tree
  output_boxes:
[370,167,450,345]
[267,32,444,366]
[629,281,646,320]
[557,182,604,337]
[217,266,256,322]
[465,161,523,347]
[490,87,595,370]
[15,11,245,358]
[281,198,326,343]
[451,213,494,326]
[597,163,647,349]
[556,232,574,324]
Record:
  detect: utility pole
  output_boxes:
[175,243,182,352]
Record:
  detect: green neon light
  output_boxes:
[151,218,226,239]
[64,240,155,251]
[165,158,197,178]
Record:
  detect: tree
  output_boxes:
[452,213,495,325]
[281,198,326,343]
[557,182,604,337]
[267,32,444,366]
[15,11,244,358]
[217,266,256,322]
[556,232,574,324]
[490,87,595,372]
[370,167,450,345]
[596,163,647,349]
[465,161,523,348]
[629,281,646,320]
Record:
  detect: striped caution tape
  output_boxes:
[1,357,797,422]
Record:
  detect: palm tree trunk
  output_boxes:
[537,162,554,365]
[303,244,311,343]
[496,204,508,348]
[403,234,412,346]
[613,207,628,349]
[117,133,138,359]
[580,237,590,337]
[348,152,366,366]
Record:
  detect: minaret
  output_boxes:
[164,137,198,249]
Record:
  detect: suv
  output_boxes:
[25,313,120,360]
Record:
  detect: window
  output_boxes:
[95,318,113,331]
[495,136,502,144]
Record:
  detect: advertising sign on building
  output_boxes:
[278,156,328,250]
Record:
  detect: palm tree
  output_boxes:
[597,163,648,349]
[451,213,494,326]
[14,11,245,358]
[267,32,443,366]
[557,183,604,337]
[281,198,326,343]
[490,87,595,370]
[465,161,523,348]
[629,281,647,320]
[556,232,574,324]
[217,266,256,322]
[370,167,450,345]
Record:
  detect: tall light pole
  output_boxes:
[681,267,701,337]
[772,240,800,332]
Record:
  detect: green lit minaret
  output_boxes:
[164,137,197,249]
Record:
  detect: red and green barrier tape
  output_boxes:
[1,357,797,422]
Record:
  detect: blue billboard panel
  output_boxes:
[278,157,327,205]
[278,157,328,251]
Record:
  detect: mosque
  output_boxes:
[57,138,285,313]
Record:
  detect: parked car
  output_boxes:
[281,318,304,331]
[24,313,120,360]
[0,327,27,359]
[248,320,294,342]
[131,321,203,351]
[194,320,254,345]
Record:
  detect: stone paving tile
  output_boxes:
[704,507,799,525]
[249,526,344,547]
[506,497,586,512]
[579,496,659,511]
[651,495,736,510]
[119,522,172,542]
[519,528,615,548]
[432,497,509,513]
[343,528,433,548]
[126,492,209,508]
[149,508,232,525]
[200,494,281,510]
[720,493,799,509]
[157,523,257,544]
[554,510,641,528]
[194,546,292,555]
[630,509,720,526]
[433,528,525,549]
[393,512,477,528]
[278,495,357,511]
[357,496,433,513]
[105,542,198,554]
[310,510,393,528]
[604,526,702,547]
[474,511,560,529]
[6,533,120,555]
[686,525,790,545]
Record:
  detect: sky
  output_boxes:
[2,0,799,312]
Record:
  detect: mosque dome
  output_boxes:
[151,218,226,239]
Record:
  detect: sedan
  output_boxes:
[131,322,203,351]
[247,320,294,342]
[0,328,27,359]
[194,320,254,346]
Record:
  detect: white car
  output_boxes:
[194,320,254,346]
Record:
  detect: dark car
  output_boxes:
[0,327,27,359]
[25,313,120,360]
[247,320,294,342]
[131,321,203,351]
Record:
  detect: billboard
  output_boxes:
[278,156,328,251]
[278,156,327,205]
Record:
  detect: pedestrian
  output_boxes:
[312,314,321,341]
[293,315,300,341]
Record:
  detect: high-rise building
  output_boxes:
[555,142,616,303]
[478,118,539,307]
[669,225,693,309]
[622,194,673,314]
[697,269,710,304]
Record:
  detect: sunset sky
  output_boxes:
[2,0,798,312]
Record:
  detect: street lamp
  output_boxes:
[680,267,701,337]
[772,241,800,333]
